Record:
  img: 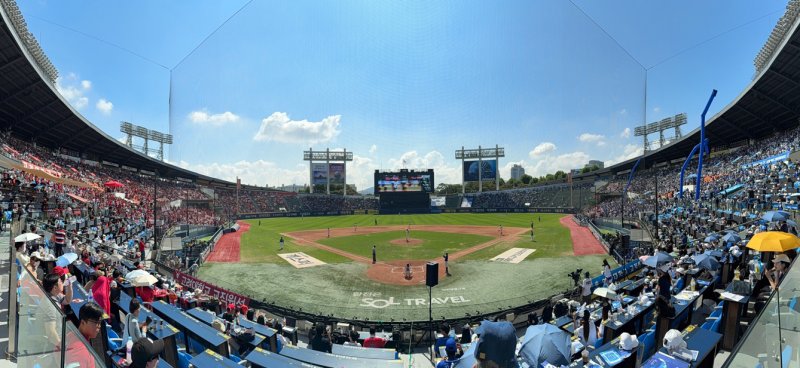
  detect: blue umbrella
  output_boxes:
[721,232,741,244]
[520,324,571,368]
[643,252,674,268]
[788,219,798,228]
[762,210,791,222]
[704,249,724,258]
[704,233,720,243]
[56,252,78,267]
[692,253,720,271]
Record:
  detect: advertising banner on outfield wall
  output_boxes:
[328,163,345,184]
[463,160,497,181]
[443,208,576,214]
[238,210,356,219]
[311,163,328,185]
[174,271,250,306]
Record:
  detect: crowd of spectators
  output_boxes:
[469,182,594,209]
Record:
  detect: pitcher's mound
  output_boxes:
[389,238,423,246]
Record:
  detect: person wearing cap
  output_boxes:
[765,253,791,291]
[65,302,105,368]
[436,337,461,368]
[473,320,517,368]
[130,337,165,368]
[25,251,42,281]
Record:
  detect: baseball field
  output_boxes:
[197,213,613,321]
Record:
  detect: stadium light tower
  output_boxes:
[303,148,354,195]
[120,121,173,161]
[455,145,504,193]
[633,113,686,152]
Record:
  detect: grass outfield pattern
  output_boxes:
[238,213,569,263]
[317,230,493,261]
[200,213,617,321]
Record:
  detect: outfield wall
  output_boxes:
[236,207,575,220]
[442,207,576,214]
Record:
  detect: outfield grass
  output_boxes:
[316,230,493,261]
[199,213,617,320]
[238,213,569,263]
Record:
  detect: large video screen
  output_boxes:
[375,171,434,194]
[463,160,497,181]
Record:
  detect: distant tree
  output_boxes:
[520,174,533,185]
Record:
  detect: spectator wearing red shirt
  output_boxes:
[362,326,387,348]
[65,302,104,368]
[138,238,146,262]
[135,286,155,304]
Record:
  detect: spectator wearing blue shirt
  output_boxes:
[436,338,461,368]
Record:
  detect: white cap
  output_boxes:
[619,332,639,350]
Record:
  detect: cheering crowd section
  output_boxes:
[469,182,595,209]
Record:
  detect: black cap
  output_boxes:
[130,338,164,368]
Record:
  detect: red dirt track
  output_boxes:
[206,221,249,262]
[284,225,529,285]
[560,215,606,256]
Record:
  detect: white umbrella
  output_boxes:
[125,269,150,281]
[593,287,618,299]
[15,233,41,242]
[128,274,158,287]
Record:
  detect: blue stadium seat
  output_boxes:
[229,354,242,363]
[640,331,656,360]
[188,337,205,355]
[177,351,192,368]
[710,317,721,333]
[105,326,123,351]
[673,278,685,293]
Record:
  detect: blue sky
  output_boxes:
[17,0,788,189]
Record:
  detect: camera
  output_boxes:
[568,268,584,287]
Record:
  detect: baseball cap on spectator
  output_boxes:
[53,266,69,277]
[473,320,516,367]
[445,337,457,354]
[228,303,235,311]
[130,338,164,368]
[240,304,248,315]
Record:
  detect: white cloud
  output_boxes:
[369,144,377,154]
[578,133,605,143]
[620,127,631,138]
[619,108,627,115]
[653,107,661,113]
[605,144,643,167]
[55,75,90,110]
[253,112,341,144]
[529,142,557,157]
[96,98,113,115]
[188,109,240,126]
[387,150,461,185]
[176,159,307,188]
[578,133,606,146]
[528,151,590,177]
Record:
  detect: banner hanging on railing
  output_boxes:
[174,271,250,306]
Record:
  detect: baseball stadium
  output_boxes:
[1,1,800,367]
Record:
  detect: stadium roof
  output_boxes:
[0,4,234,186]
[603,8,800,174]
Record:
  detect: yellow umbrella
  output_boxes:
[746,231,800,252]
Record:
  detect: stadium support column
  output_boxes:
[153,170,158,250]
[461,146,465,195]
[326,148,331,195]
[309,147,314,194]
[343,148,347,196]
[495,144,500,191]
[478,145,482,193]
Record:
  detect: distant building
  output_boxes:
[587,160,604,169]
[510,164,525,180]
[269,184,305,192]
